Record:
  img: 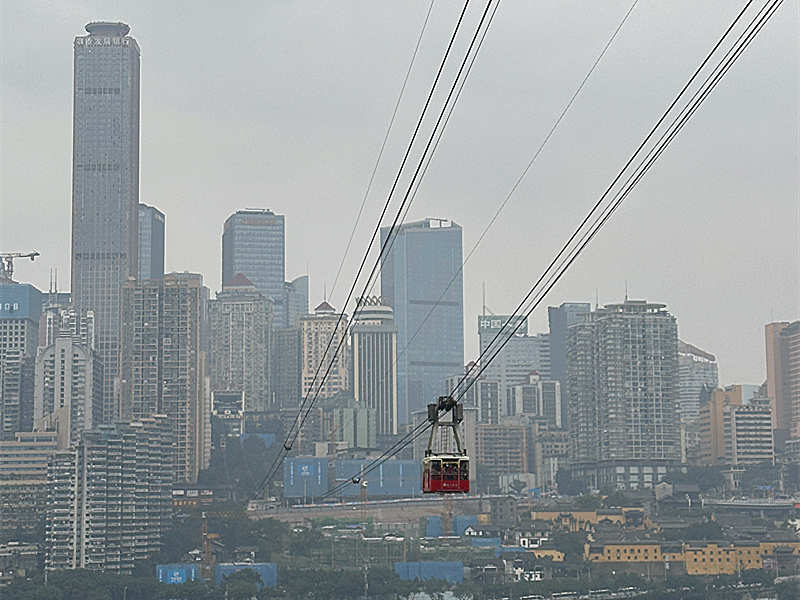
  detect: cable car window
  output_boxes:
[443,461,458,481]
[459,460,469,480]
[430,460,441,479]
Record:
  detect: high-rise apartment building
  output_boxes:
[222,209,288,325]
[300,302,349,401]
[0,431,58,541]
[34,310,102,448]
[380,218,464,424]
[71,22,141,424]
[548,302,590,428]
[0,282,42,439]
[209,275,272,412]
[699,386,774,466]
[477,315,550,415]
[120,273,211,482]
[138,203,165,280]
[567,300,680,490]
[46,416,172,573]
[351,298,398,436]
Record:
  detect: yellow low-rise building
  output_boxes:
[586,539,800,576]
[529,548,565,562]
[532,508,645,532]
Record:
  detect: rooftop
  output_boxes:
[85,22,130,36]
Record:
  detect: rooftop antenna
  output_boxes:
[595,288,599,310]
[482,282,486,317]
[323,282,327,303]
[624,280,629,302]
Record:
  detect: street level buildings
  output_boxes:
[0,281,42,440]
[209,275,272,412]
[46,416,172,573]
[71,22,141,423]
[120,273,211,482]
[380,218,464,424]
[567,300,681,490]
[300,301,349,401]
[138,203,165,281]
[351,298,398,436]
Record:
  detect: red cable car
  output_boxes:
[422,397,469,494]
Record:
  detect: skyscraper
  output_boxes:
[138,203,165,280]
[567,300,680,490]
[286,275,309,328]
[380,218,464,424]
[548,302,590,428]
[350,298,398,436]
[209,275,273,412]
[71,22,140,423]
[300,302,349,401]
[222,209,286,324]
[0,281,42,439]
[120,273,210,482]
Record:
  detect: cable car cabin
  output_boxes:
[422,396,470,494]
[422,455,469,493]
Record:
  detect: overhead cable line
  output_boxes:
[256,0,484,496]
[329,0,436,299]
[263,0,498,494]
[372,0,639,369]
[321,0,781,500]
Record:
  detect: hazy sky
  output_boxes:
[2,0,798,385]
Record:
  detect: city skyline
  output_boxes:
[2,3,797,386]
[1,4,800,593]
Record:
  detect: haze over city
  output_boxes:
[3,0,797,385]
[1,2,799,599]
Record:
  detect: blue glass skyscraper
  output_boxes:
[380,218,464,424]
[138,204,165,280]
[222,209,286,325]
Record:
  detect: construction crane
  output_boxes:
[0,251,40,282]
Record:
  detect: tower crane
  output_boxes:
[0,251,40,282]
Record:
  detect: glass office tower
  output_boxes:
[380,218,464,424]
[71,22,140,423]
